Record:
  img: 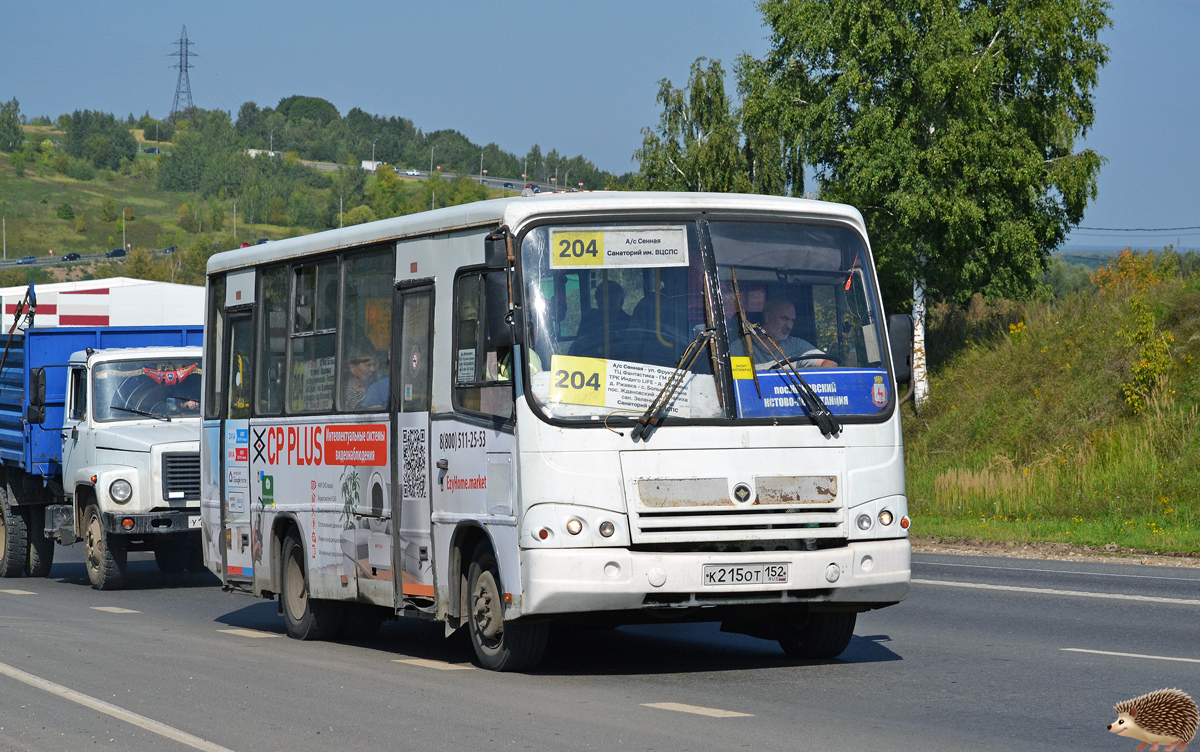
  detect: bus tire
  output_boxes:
[84,505,126,590]
[280,530,344,640]
[0,493,28,578]
[466,544,548,671]
[154,546,188,574]
[339,603,385,641]
[25,507,54,578]
[778,611,856,660]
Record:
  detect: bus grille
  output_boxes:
[162,452,201,501]
[629,476,844,544]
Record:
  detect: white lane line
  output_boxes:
[1062,648,1200,664]
[912,579,1200,606]
[642,702,753,718]
[915,560,1200,583]
[217,628,281,639]
[0,589,36,595]
[91,606,140,614]
[393,658,475,671]
[0,659,237,752]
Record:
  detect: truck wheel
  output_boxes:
[466,543,548,671]
[0,494,29,578]
[154,546,188,574]
[25,507,54,578]
[83,505,126,590]
[777,611,857,660]
[280,530,344,640]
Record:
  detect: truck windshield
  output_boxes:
[520,218,890,424]
[92,358,203,422]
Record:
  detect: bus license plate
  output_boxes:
[702,563,788,586]
[187,516,202,529]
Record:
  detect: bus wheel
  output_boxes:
[154,546,188,574]
[280,530,344,640]
[0,493,28,578]
[778,611,856,659]
[466,544,548,671]
[25,507,54,578]
[84,505,126,590]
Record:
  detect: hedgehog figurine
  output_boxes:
[1108,689,1198,751]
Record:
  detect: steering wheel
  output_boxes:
[767,351,843,370]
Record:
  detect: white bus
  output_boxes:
[200,191,913,670]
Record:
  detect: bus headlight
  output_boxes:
[598,521,615,538]
[856,513,872,531]
[565,518,583,535]
[109,479,133,504]
[878,510,894,526]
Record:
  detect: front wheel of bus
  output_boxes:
[280,530,344,640]
[778,611,856,659]
[467,545,548,671]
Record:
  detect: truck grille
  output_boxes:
[162,452,201,501]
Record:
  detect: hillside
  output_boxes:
[904,250,1200,553]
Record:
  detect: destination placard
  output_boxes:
[549,226,689,269]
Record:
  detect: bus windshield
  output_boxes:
[521,219,890,423]
[93,358,203,422]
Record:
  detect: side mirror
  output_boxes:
[887,314,913,385]
[484,272,514,348]
[29,367,46,408]
[26,405,45,425]
[484,228,511,269]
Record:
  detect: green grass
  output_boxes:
[905,273,1200,554]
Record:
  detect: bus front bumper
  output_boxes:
[519,538,909,616]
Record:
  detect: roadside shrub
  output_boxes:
[56,203,75,220]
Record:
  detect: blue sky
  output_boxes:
[1,1,1194,251]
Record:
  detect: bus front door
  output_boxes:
[221,312,255,584]
[391,284,436,608]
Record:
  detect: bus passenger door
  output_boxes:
[221,312,255,584]
[391,284,435,607]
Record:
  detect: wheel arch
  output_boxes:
[269,513,302,596]
[446,522,494,625]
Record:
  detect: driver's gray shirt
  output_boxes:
[730,334,826,369]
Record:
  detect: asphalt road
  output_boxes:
[1,547,1197,752]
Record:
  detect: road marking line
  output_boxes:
[912,578,1200,606]
[642,702,753,718]
[393,658,475,671]
[915,560,1200,583]
[0,659,237,752]
[217,628,281,639]
[0,589,36,595]
[1061,648,1200,664]
[91,606,140,614]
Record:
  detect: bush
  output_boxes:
[63,156,95,181]
[56,203,75,220]
[101,197,119,222]
[343,204,376,226]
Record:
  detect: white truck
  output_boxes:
[0,325,205,590]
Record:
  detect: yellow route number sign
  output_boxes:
[548,355,607,406]
[551,231,604,267]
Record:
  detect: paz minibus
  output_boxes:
[201,191,913,670]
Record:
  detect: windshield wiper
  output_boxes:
[743,323,841,437]
[730,268,762,399]
[630,328,715,443]
[111,405,171,422]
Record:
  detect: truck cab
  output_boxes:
[54,346,203,588]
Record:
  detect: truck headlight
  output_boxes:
[109,479,133,504]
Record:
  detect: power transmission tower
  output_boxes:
[169,25,196,116]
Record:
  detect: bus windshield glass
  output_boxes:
[92,358,203,422]
[522,219,890,423]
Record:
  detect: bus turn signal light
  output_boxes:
[900,516,911,530]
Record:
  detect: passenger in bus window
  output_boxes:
[363,351,389,409]
[733,298,837,368]
[344,345,376,410]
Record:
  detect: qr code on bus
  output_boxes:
[402,428,427,499]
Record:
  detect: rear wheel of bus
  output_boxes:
[467,543,548,671]
[280,529,345,640]
[777,611,857,659]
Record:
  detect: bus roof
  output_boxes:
[206,191,866,275]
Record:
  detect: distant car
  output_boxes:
[405,169,420,176]
[503,182,514,189]
[256,238,270,245]
[63,252,81,261]
[142,147,160,155]
[17,255,36,265]
[160,245,176,255]
[106,248,126,258]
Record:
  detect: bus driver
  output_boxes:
[735,298,837,369]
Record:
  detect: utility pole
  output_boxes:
[372,138,378,168]
[122,209,127,255]
[339,196,343,228]
[3,216,6,261]
[168,26,196,117]
[430,144,436,174]
[480,150,484,178]
[233,201,237,241]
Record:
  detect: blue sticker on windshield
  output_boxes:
[734,368,890,418]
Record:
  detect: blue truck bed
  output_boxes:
[0,326,203,477]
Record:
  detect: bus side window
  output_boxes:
[288,260,337,413]
[257,265,287,416]
[453,272,513,421]
[340,247,393,412]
